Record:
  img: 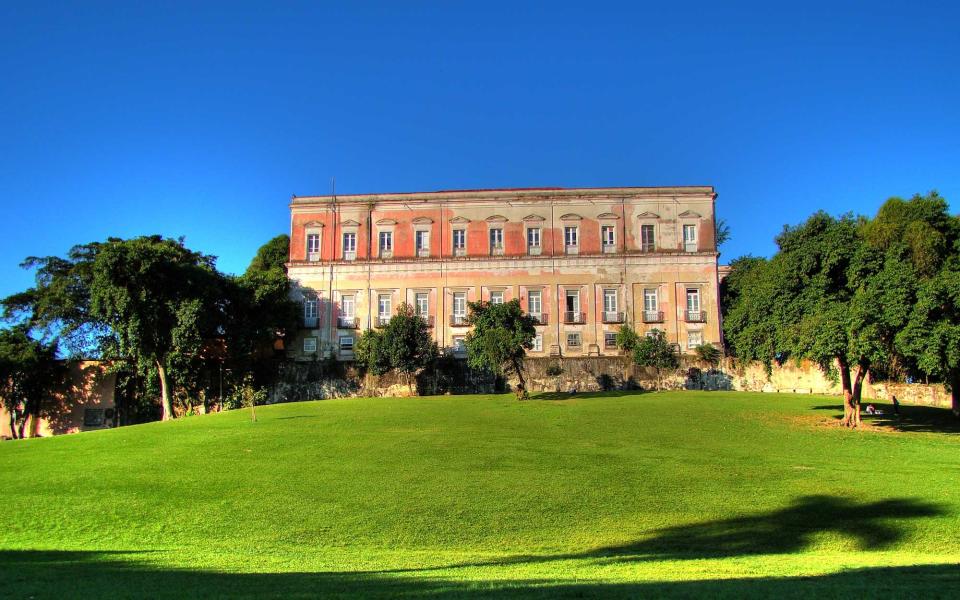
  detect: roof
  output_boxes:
[290,185,716,206]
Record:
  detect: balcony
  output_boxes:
[343,250,357,261]
[564,244,579,255]
[449,314,469,327]
[416,248,430,258]
[529,313,548,326]
[302,316,318,329]
[528,245,541,256]
[453,247,466,257]
[601,311,625,324]
[563,311,586,324]
[375,316,391,328]
[642,310,665,323]
[417,315,435,328]
[685,310,707,323]
[490,245,504,256]
[602,244,616,254]
[337,316,358,329]
[379,250,393,259]
[640,243,656,253]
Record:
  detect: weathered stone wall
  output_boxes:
[268,357,951,409]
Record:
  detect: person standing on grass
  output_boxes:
[892,395,900,417]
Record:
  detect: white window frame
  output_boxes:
[452,292,467,325]
[452,229,466,256]
[532,333,543,352]
[527,227,541,255]
[683,224,698,252]
[342,231,357,260]
[490,290,504,305]
[564,226,579,254]
[303,296,318,328]
[687,330,704,349]
[640,224,656,252]
[378,293,392,321]
[566,332,582,348]
[339,335,355,352]
[303,337,318,353]
[604,331,618,349]
[603,288,618,315]
[340,294,356,327]
[379,231,393,258]
[489,228,504,255]
[415,292,429,317]
[527,290,542,317]
[452,335,466,353]
[415,229,430,257]
[306,232,321,261]
[601,225,616,252]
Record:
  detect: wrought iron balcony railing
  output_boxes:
[337,316,358,329]
[449,314,469,327]
[601,311,625,324]
[685,310,707,323]
[642,310,665,323]
[563,311,586,324]
[529,313,548,325]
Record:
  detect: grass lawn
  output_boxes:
[1,391,958,598]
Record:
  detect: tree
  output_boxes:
[381,303,438,391]
[694,343,722,367]
[632,329,679,390]
[716,218,732,248]
[615,323,641,353]
[0,327,65,438]
[3,236,224,421]
[464,299,537,399]
[354,329,391,376]
[898,265,960,416]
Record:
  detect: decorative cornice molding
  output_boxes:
[375,218,397,226]
[678,210,702,218]
[449,216,471,224]
[341,219,361,227]
[522,214,546,222]
[486,215,509,223]
[597,212,620,220]
[637,211,660,219]
[559,213,582,221]
[412,216,434,225]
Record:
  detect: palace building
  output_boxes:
[286,186,722,360]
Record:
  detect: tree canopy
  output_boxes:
[464,299,537,399]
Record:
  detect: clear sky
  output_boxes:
[1,1,957,299]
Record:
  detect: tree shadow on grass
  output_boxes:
[530,390,648,401]
[389,495,943,573]
[811,403,960,434]
[0,549,956,599]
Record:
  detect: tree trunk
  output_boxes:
[156,361,174,421]
[15,413,26,439]
[512,358,528,400]
[9,411,19,440]
[837,356,853,426]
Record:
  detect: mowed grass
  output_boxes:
[1,391,959,598]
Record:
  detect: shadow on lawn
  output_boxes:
[530,390,646,401]
[812,403,960,434]
[1,549,957,599]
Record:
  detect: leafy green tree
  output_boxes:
[615,323,641,353]
[898,265,960,416]
[632,329,679,390]
[465,299,537,399]
[694,343,722,367]
[382,302,438,391]
[0,327,65,438]
[3,236,224,421]
[354,329,391,376]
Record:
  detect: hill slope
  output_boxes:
[1,392,958,598]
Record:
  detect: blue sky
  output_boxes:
[1,1,957,299]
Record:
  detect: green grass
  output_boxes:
[1,391,958,598]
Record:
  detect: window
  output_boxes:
[306,233,321,260]
[339,294,355,328]
[688,331,703,349]
[415,230,429,256]
[601,225,616,252]
[379,231,393,256]
[453,229,466,255]
[489,228,504,254]
[378,293,392,324]
[532,333,543,352]
[604,332,617,349]
[683,224,697,252]
[564,226,578,253]
[527,290,542,317]
[303,296,318,328]
[686,288,702,322]
[303,337,318,353]
[452,292,467,325]
[566,332,582,348]
[640,224,655,252]
[342,232,357,259]
[643,288,661,322]
[452,336,466,353]
[603,289,619,322]
[339,335,354,351]
[564,290,582,323]
[490,291,504,304]
[527,228,541,254]
[415,292,429,316]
